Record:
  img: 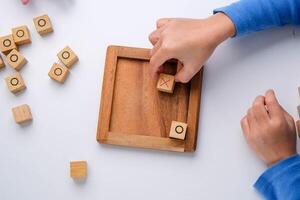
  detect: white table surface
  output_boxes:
[0,0,300,199]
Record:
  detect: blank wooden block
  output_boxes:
[0,35,17,54]
[57,46,78,68]
[48,63,69,83]
[169,121,188,140]
[157,73,175,93]
[12,25,31,45]
[0,54,5,69]
[70,161,87,179]
[296,120,300,138]
[6,49,27,71]
[5,73,26,94]
[33,14,53,35]
[12,104,32,124]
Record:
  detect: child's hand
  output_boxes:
[148,13,235,83]
[241,90,297,166]
[21,0,29,5]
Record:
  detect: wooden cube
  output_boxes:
[6,49,27,71]
[0,54,5,69]
[48,63,69,83]
[0,35,17,54]
[33,14,53,35]
[157,73,175,93]
[12,104,32,124]
[12,25,31,45]
[57,46,78,68]
[70,161,87,179]
[5,73,26,94]
[169,121,188,140]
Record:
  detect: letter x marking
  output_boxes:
[160,78,171,88]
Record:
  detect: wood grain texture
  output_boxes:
[97,46,203,152]
[12,104,32,124]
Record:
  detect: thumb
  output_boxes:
[175,63,200,83]
[265,89,283,118]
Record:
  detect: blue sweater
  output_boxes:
[214,0,300,36]
[214,1,300,199]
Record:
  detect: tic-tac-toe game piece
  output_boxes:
[57,46,78,68]
[0,35,17,55]
[33,14,53,35]
[169,121,188,140]
[70,161,87,179]
[157,73,175,93]
[12,104,32,124]
[6,49,27,71]
[12,25,31,45]
[5,73,26,94]
[0,55,5,69]
[48,63,69,83]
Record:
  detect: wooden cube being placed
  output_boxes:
[6,49,27,71]
[48,63,69,83]
[12,104,32,124]
[33,14,53,36]
[0,55,5,69]
[0,35,17,54]
[70,161,87,179]
[169,121,188,140]
[57,46,78,68]
[5,73,26,94]
[157,73,175,93]
[12,25,31,45]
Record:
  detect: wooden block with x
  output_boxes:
[157,73,175,93]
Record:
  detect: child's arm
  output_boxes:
[241,90,300,200]
[214,0,300,36]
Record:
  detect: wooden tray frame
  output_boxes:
[97,45,203,152]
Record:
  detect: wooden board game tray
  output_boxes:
[97,46,203,152]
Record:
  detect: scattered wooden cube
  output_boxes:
[5,73,26,94]
[157,73,175,93]
[0,35,17,55]
[57,46,78,68]
[0,54,5,69]
[6,49,27,71]
[296,120,300,138]
[12,104,32,124]
[33,14,53,35]
[12,25,31,45]
[48,63,69,83]
[70,161,87,179]
[169,121,188,140]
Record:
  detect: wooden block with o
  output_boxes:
[5,73,26,94]
[0,54,5,69]
[12,25,31,45]
[6,49,27,71]
[70,161,87,179]
[169,121,188,140]
[57,46,78,68]
[157,73,175,93]
[33,14,53,36]
[0,35,17,55]
[48,63,69,83]
[12,104,32,124]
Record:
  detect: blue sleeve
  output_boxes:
[254,154,300,200]
[214,0,300,36]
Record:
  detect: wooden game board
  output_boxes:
[97,46,203,152]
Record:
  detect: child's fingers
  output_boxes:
[265,89,284,119]
[150,40,162,56]
[149,47,173,78]
[21,0,29,5]
[241,116,250,135]
[252,95,269,122]
[156,18,172,28]
[149,28,164,46]
[174,64,197,83]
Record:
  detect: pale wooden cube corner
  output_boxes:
[6,49,27,71]
[12,25,31,45]
[57,46,78,68]
[12,104,32,124]
[48,63,70,83]
[169,121,188,140]
[70,161,87,179]
[157,73,175,93]
[33,14,53,36]
[5,73,26,94]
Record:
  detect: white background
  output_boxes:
[0,0,300,199]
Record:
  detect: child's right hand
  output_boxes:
[241,90,297,166]
[148,13,235,83]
